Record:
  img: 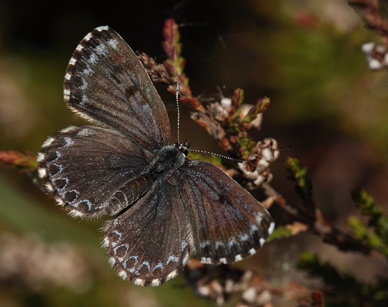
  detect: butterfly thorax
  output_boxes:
[149,144,186,177]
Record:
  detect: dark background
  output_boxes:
[1,0,387,306]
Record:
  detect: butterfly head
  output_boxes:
[175,141,190,157]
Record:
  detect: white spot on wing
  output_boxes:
[166,270,178,281]
[220,258,227,264]
[108,39,119,49]
[55,197,64,206]
[69,58,76,65]
[95,44,107,55]
[250,224,258,234]
[37,168,46,178]
[89,53,98,64]
[259,238,266,247]
[118,270,127,281]
[96,26,109,32]
[151,279,161,286]
[268,222,275,235]
[45,183,53,192]
[42,137,54,148]
[133,278,145,286]
[84,33,93,41]
[64,137,74,147]
[102,237,109,248]
[255,213,262,224]
[108,257,116,267]
[235,254,243,262]
[61,126,76,133]
[249,248,256,255]
[37,153,45,162]
[64,89,71,100]
[68,210,83,218]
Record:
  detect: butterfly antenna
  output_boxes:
[176,82,181,144]
[188,148,245,163]
[174,79,243,164]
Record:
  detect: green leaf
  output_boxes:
[285,157,313,206]
[266,226,292,241]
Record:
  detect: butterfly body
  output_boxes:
[37,26,274,286]
[149,144,186,176]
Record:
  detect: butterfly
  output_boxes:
[37,26,275,286]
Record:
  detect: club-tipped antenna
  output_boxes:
[188,148,245,163]
[175,81,243,164]
[176,82,181,144]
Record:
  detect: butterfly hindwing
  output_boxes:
[103,178,191,286]
[37,126,154,218]
[64,26,170,151]
[179,160,274,265]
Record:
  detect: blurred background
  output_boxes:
[1,0,388,306]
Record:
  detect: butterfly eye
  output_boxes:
[175,142,189,157]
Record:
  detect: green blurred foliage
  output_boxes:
[349,188,388,256]
[285,156,313,205]
[266,225,292,241]
[298,252,388,307]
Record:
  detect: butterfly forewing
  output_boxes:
[64,26,170,151]
[179,160,274,265]
[104,178,191,286]
[38,126,154,218]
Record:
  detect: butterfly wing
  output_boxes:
[37,126,155,218]
[64,26,170,151]
[103,177,191,286]
[179,160,274,264]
